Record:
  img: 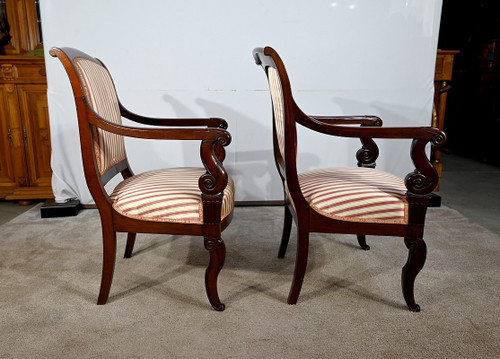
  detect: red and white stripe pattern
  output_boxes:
[298,167,408,224]
[74,58,126,175]
[268,67,285,159]
[110,167,234,224]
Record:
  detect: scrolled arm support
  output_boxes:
[405,130,447,195]
[199,134,232,196]
[356,137,379,168]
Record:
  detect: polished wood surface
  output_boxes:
[0,0,42,55]
[50,47,233,311]
[432,50,458,190]
[254,46,446,312]
[0,0,52,201]
[0,56,53,200]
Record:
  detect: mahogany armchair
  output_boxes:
[253,46,446,311]
[50,47,234,311]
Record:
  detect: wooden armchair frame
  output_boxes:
[253,46,446,311]
[50,47,233,311]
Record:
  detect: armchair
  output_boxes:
[253,46,446,311]
[50,47,234,311]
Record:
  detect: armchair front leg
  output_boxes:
[202,193,226,311]
[199,133,232,311]
[402,235,427,312]
[400,129,445,311]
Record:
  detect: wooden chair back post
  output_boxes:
[253,47,305,208]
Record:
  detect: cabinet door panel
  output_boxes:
[17,84,52,187]
[0,84,28,186]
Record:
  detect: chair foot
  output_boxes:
[287,227,309,305]
[356,235,370,250]
[408,304,421,312]
[402,236,427,312]
[278,205,293,258]
[97,226,117,305]
[212,303,226,312]
[124,232,136,258]
[204,236,226,311]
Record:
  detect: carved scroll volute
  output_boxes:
[356,137,379,168]
[199,133,231,195]
[405,130,446,195]
[214,141,226,163]
[217,119,228,130]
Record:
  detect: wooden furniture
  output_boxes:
[0,55,52,201]
[254,46,446,312]
[0,0,53,202]
[50,47,234,311]
[432,50,458,190]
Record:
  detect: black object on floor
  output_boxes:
[40,198,81,218]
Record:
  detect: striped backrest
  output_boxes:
[268,67,285,164]
[73,58,126,175]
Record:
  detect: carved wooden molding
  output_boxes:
[1,64,17,80]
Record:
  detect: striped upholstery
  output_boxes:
[73,58,126,175]
[110,167,235,224]
[298,167,408,224]
[268,67,285,159]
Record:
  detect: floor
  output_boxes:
[438,153,500,235]
[0,154,499,235]
[0,199,41,226]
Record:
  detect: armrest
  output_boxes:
[300,111,444,142]
[353,126,446,195]
[308,115,383,126]
[88,112,231,143]
[337,124,446,195]
[299,111,446,195]
[298,113,383,167]
[119,103,228,129]
[90,111,231,196]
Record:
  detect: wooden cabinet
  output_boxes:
[432,50,458,190]
[0,0,52,201]
[0,56,53,200]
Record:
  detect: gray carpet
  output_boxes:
[0,205,499,358]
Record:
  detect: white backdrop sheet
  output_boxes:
[41,0,443,204]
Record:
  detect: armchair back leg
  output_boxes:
[278,205,293,258]
[357,235,370,250]
[124,232,136,258]
[287,225,310,304]
[97,223,117,305]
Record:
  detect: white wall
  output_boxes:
[41,0,442,204]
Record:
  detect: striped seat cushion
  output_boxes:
[110,167,234,224]
[298,167,408,224]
